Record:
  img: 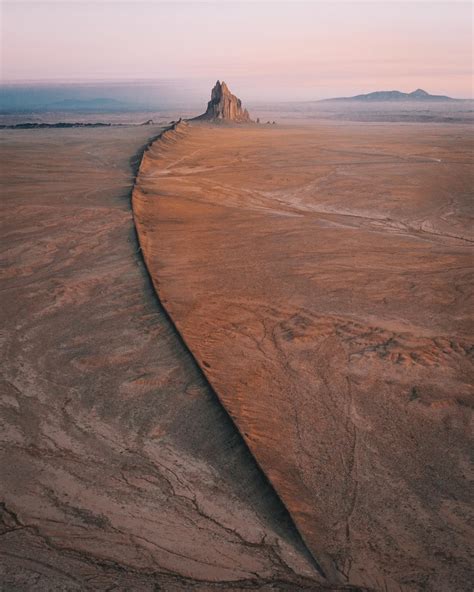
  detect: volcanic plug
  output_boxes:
[193,80,252,122]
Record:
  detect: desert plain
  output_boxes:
[0,126,333,590]
[0,113,472,592]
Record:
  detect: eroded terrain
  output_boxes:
[133,121,473,591]
[0,127,335,590]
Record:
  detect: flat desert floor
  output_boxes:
[133,121,473,592]
[0,127,334,590]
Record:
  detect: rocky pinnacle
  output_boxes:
[193,80,252,122]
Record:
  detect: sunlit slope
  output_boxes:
[133,121,473,592]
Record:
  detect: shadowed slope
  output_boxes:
[133,121,473,592]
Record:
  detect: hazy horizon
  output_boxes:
[1,1,472,101]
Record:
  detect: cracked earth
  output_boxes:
[0,126,346,591]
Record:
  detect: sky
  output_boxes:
[1,1,472,100]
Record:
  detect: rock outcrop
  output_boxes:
[193,80,252,122]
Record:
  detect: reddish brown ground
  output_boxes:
[133,121,473,592]
[0,127,339,591]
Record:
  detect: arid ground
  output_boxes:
[0,126,344,591]
[133,121,473,591]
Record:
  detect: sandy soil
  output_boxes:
[0,127,340,590]
[133,121,473,592]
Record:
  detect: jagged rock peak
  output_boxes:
[194,80,252,123]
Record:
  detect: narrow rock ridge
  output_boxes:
[192,80,252,123]
[2,124,349,590]
[131,122,338,587]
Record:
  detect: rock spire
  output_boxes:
[194,80,252,122]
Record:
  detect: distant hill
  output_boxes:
[326,88,457,102]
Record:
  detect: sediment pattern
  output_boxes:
[133,121,473,592]
[0,126,340,590]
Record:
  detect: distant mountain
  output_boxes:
[326,89,457,102]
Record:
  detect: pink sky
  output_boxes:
[1,1,472,99]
